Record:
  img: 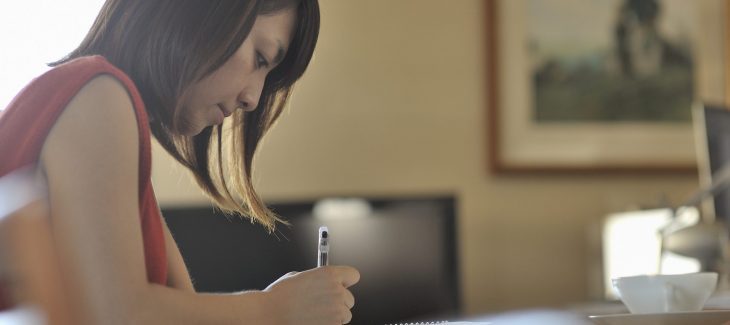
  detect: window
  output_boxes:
[0,1,104,110]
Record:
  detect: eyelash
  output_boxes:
[255,51,270,69]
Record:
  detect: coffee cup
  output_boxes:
[612,272,717,314]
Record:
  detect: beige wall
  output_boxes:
[152,0,725,315]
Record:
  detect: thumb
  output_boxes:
[330,266,360,288]
[284,271,298,277]
[265,271,300,290]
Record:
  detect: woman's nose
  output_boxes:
[238,78,264,112]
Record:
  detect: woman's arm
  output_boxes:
[162,220,195,292]
[39,75,358,324]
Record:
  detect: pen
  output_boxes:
[317,226,329,267]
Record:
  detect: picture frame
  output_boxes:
[486,0,727,174]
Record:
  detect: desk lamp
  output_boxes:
[660,162,730,272]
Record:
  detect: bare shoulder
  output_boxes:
[37,73,152,311]
[40,73,139,171]
[39,73,142,225]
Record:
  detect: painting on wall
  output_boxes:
[487,0,726,173]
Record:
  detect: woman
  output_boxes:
[0,0,359,324]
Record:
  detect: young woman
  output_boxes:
[0,0,359,324]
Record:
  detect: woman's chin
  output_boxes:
[173,123,204,137]
[187,126,206,136]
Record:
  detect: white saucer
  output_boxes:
[589,310,730,325]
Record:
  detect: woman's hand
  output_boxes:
[264,266,360,325]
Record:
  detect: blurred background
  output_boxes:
[2,0,729,323]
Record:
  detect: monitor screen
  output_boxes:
[695,104,730,222]
[162,196,459,325]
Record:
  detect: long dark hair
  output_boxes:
[53,0,320,231]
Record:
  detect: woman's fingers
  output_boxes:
[266,266,359,325]
[327,265,360,288]
[341,308,352,324]
[343,288,355,309]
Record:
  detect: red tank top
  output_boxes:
[0,56,168,292]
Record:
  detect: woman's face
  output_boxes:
[177,8,297,136]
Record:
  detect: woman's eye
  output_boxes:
[255,51,269,69]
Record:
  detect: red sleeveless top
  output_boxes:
[0,56,168,290]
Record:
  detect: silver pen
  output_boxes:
[317,226,329,267]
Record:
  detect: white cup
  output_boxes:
[612,272,718,314]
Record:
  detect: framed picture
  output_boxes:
[486,0,727,173]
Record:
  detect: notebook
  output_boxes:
[385,321,491,325]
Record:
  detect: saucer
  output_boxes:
[589,310,730,325]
